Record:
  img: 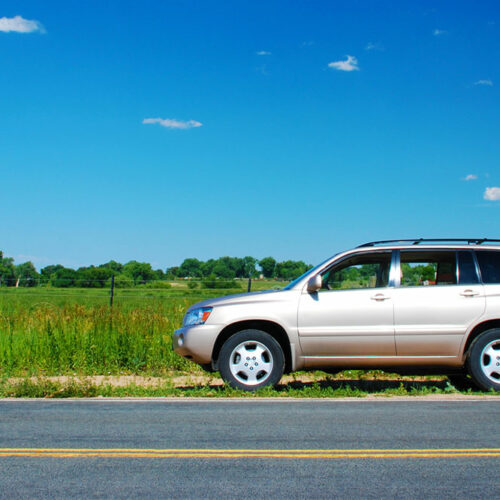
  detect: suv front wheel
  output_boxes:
[467,329,500,391]
[218,329,285,391]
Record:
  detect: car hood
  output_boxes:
[186,288,294,312]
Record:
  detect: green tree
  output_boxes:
[154,268,166,280]
[259,257,276,278]
[242,256,257,278]
[76,266,112,287]
[275,260,311,280]
[50,268,78,287]
[15,261,39,287]
[0,251,16,286]
[165,266,179,279]
[123,261,156,285]
[99,260,123,274]
[178,258,203,278]
[201,259,216,277]
[40,264,64,284]
[213,260,236,279]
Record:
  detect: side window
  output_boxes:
[320,253,391,291]
[476,251,500,284]
[400,251,456,287]
[457,251,479,285]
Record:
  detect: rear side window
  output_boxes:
[457,251,479,285]
[400,251,456,286]
[476,251,500,284]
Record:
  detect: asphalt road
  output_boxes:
[0,398,499,499]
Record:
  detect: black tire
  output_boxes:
[466,328,500,392]
[218,329,285,391]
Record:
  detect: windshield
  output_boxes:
[283,254,338,290]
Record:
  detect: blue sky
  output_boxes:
[1,1,499,270]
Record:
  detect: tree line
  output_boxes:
[0,251,312,288]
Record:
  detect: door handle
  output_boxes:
[460,289,479,297]
[371,293,390,301]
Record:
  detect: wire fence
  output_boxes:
[0,277,287,286]
[0,276,290,304]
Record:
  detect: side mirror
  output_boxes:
[307,275,322,293]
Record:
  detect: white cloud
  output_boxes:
[365,42,384,51]
[142,118,202,130]
[0,15,45,33]
[328,55,359,72]
[256,50,271,56]
[464,174,478,181]
[474,79,493,86]
[484,187,500,201]
[433,29,447,36]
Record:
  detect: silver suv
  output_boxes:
[173,239,500,391]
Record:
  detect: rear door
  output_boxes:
[392,250,485,356]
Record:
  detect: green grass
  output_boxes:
[0,282,285,377]
[1,375,498,398]
[1,285,499,398]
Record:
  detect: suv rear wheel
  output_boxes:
[467,329,500,391]
[218,329,284,391]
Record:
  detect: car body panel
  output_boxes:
[297,287,396,355]
[392,284,486,355]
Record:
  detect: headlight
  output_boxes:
[183,307,213,326]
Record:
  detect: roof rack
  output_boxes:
[357,238,500,248]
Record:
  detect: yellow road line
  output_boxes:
[1,447,500,453]
[0,448,499,459]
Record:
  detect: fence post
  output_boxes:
[109,275,115,308]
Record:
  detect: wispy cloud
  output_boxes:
[256,50,271,56]
[142,118,202,130]
[474,79,493,86]
[365,41,384,51]
[433,29,447,36]
[484,187,500,201]
[464,174,478,181]
[0,15,45,33]
[328,55,359,72]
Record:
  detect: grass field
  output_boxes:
[0,282,498,397]
[0,280,285,377]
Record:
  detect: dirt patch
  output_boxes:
[7,373,447,388]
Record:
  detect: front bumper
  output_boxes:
[172,324,222,365]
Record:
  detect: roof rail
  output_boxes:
[357,238,500,248]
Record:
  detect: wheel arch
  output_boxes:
[211,320,292,373]
[463,319,500,359]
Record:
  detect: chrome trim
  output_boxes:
[389,250,400,287]
[303,355,457,359]
[472,250,484,284]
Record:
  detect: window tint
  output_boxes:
[321,253,391,291]
[457,251,479,285]
[476,251,500,284]
[400,251,456,287]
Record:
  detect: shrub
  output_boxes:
[202,275,241,289]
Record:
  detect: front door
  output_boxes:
[298,251,396,356]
